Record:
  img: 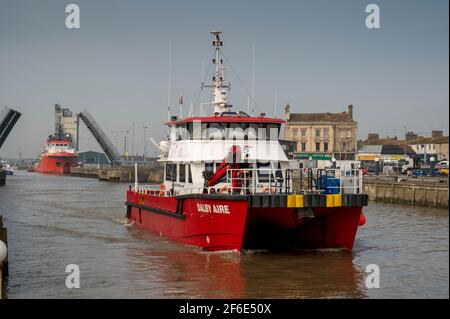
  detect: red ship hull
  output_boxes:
[126,191,363,251]
[36,153,78,174]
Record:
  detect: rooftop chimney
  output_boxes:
[348,104,353,120]
[285,103,291,121]
[432,130,443,138]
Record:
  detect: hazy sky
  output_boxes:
[0,0,448,158]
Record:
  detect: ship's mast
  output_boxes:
[203,31,231,114]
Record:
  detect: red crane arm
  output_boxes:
[206,145,241,187]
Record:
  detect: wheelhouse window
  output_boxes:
[246,124,259,140]
[267,124,280,140]
[257,162,274,183]
[202,123,225,140]
[188,164,193,183]
[165,163,176,181]
[176,124,188,141]
[187,122,194,140]
[176,122,281,141]
[204,162,214,179]
[179,164,186,183]
[226,123,246,140]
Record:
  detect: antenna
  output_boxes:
[274,90,278,118]
[189,102,193,117]
[251,45,255,116]
[203,31,231,114]
[201,61,204,84]
[179,95,183,118]
[167,41,172,121]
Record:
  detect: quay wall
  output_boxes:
[70,165,164,184]
[363,177,448,209]
[291,172,448,209]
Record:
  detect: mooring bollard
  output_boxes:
[0,240,6,299]
[0,215,8,299]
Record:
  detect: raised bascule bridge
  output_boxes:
[0,107,21,151]
[77,110,122,165]
[0,106,22,186]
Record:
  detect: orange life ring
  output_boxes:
[261,186,275,193]
[219,185,228,193]
[159,183,166,196]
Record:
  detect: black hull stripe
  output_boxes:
[125,201,186,220]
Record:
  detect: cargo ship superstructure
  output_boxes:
[126,32,368,251]
[35,105,78,174]
[35,134,78,174]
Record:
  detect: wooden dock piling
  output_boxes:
[0,169,6,186]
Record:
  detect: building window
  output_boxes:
[315,142,320,152]
[315,128,321,137]
[324,142,329,152]
[301,129,307,137]
[301,142,306,152]
[292,128,298,137]
[323,128,329,139]
[346,128,352,138]
[340,129,345,138]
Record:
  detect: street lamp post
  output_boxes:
[111,130,123,151]
[132,121,135,164]
[403,126,407,160]
[143,126,148,161]
[124,130,130,161]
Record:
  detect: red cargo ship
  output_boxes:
[126,32,368,251]
[35,135,78,174]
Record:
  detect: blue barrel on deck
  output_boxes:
[318,176,341,194]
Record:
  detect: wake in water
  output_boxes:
[113,218,134,227]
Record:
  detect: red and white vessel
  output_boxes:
[35,134,78,174]
[126,32,368,251]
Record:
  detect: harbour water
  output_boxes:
[0,171,448,298]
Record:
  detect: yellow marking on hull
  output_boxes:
[295,195,304,208]
[334,194,342,207]
[287,195,304,208]
[326,194,335,207]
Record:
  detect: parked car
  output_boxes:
[437,160,449,176]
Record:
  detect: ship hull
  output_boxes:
[36,154,78,174]
[126,191,364,251]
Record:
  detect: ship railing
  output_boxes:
[294,168,364,195]
[225,167,364,195]
[131,185,218,196]
[225,168,292,195]
[131,167,364,196]
[175,187,216,196]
